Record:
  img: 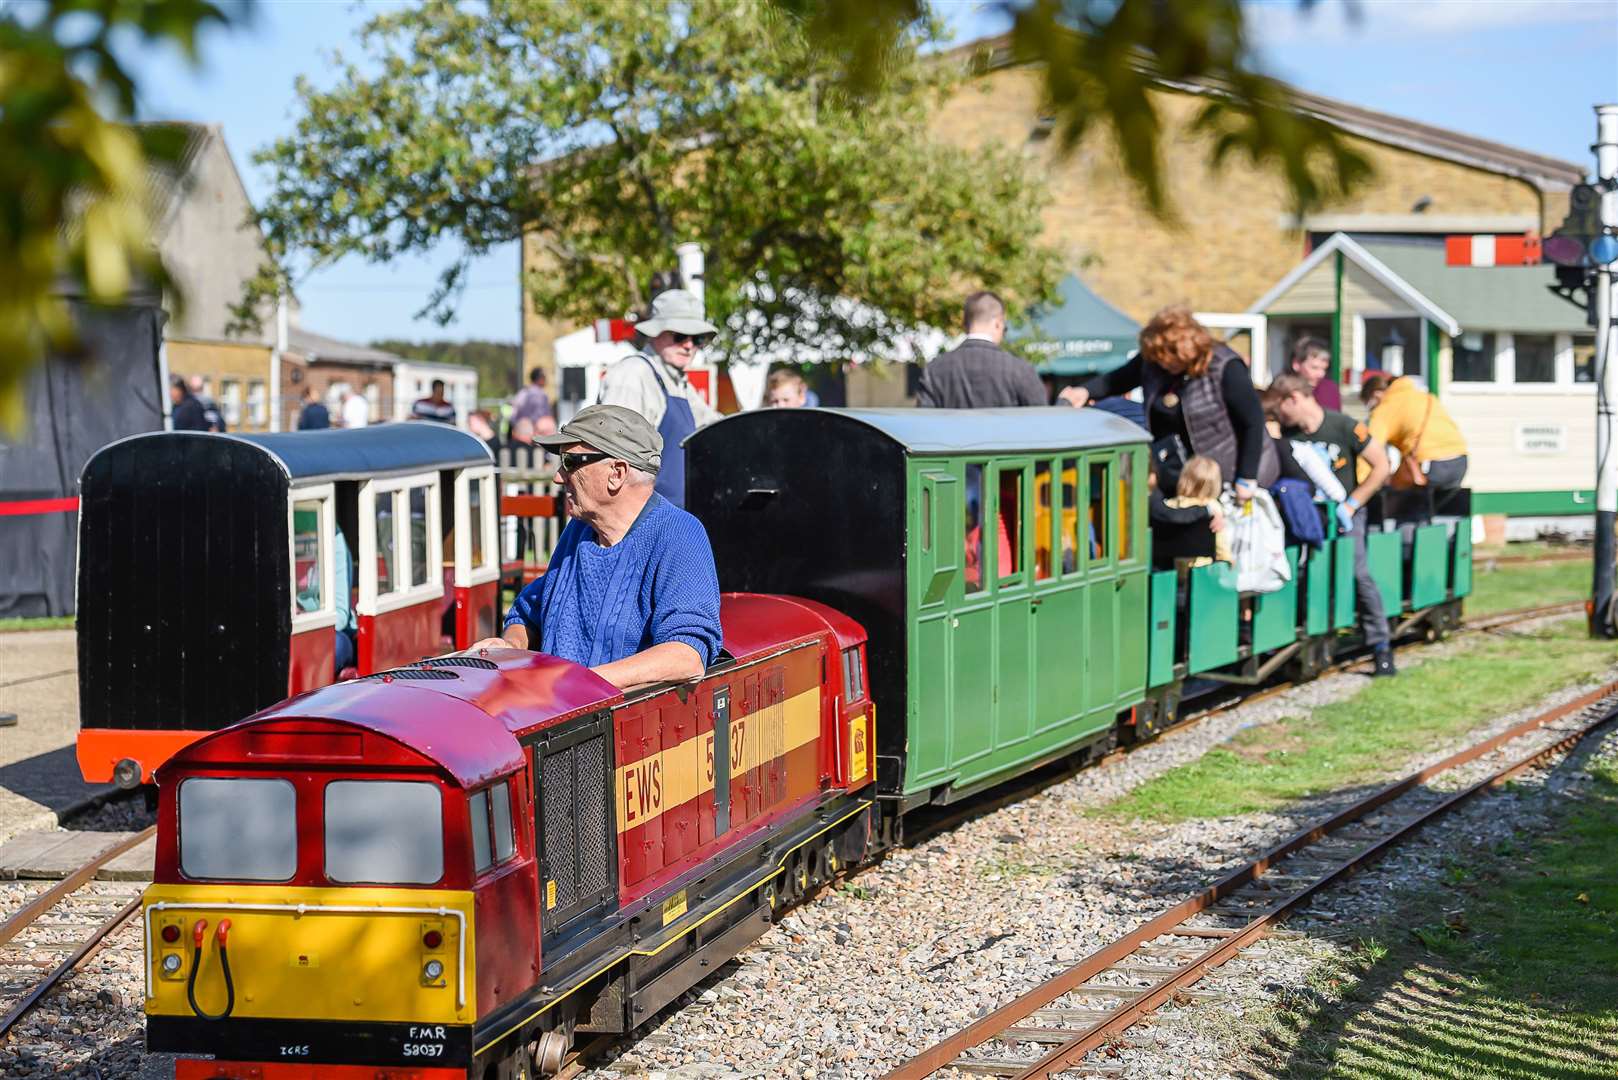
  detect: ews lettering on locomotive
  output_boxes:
[621,755,664,824]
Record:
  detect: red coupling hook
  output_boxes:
[191,919,209,947]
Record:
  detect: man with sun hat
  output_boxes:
[597,288,722,508]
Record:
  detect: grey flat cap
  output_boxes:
[636,289,718,337]
[537,404,662,473]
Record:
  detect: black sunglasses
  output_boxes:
[559,451,611,474]
[671,332,714,346]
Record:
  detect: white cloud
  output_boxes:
[1245,0,1617,47]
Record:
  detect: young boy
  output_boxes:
[1265,373,1396,676]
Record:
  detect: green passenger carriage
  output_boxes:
[686,407,1471,818]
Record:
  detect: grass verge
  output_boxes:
[1244,752,1618,1078]
[1103,622,1615,823]
[1466,557,1589,618]
[0,616,74,632]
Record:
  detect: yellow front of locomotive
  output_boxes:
[143,766,479,1080]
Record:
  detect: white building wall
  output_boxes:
[1441,388,1595,495]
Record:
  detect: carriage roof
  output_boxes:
[697,406,1148,457]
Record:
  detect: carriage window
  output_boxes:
[375,491,397,594]
[469,789,492,873]
[490,780,515,863]
[468,478,486,569]
[842,646,864,702]
[1034,461,1053,581]
[1117,453,1133,562]
[325,780,444,884]
[293,500,324,613]
[997,468,1022,580]
[1088,460,1110,561]
[409,486,430,587]
[1060,458,1078,574]
[964,464,984,594]
[180,777,296,882]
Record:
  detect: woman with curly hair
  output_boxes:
[1060,305,1278,497]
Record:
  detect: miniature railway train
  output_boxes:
[77,409,1472,1079]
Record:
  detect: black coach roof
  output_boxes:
[232,423,493,481]
[701,407,1148,455]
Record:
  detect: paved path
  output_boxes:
[0,629,111,844]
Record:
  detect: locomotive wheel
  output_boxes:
[530,1030,570,1077]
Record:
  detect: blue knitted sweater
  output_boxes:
[504,494,723,669]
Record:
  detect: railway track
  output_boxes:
[885,681,1618,1078]
[0,827,154,1042]
[906,599,1582,848]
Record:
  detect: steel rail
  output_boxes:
[907,600,1580,850]
[885,680,1618,1079]
[0,826,155,948]
[0,894,142,1040]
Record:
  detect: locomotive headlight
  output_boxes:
[422,959,444,983]
[161,953,182,974]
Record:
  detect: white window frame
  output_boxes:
[358,470,444,616]
[1443,330,1596,395]
[247,379,268,426]
[220,378,243,427]
[289,483,337,634]
[453,466,501,588]
[1194,312,1268,387]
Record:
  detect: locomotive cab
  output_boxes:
[145,684,538,1079]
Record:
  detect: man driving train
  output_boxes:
[470,404,723,690]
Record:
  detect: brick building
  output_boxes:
[519,37,1584,405]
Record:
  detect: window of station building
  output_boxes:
[1514,333,1557,383]
[409,486,430,588]
[1087,460,1109,562]
[293,499,325,614]
[1116,453,1133,562]
[219,379,242,427]
[325,780,444,885]
[179,777,296,882]
[996,468,1022,581]
[1059,458,1079,574]
[1575,335,1597,383]
[842,646,865,702]
[375,490,398,594]
[964,463,984,594]
[1452,332,1496,382]
[1033,461,1053,581]
[247,380,267,426]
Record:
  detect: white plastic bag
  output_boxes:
[1221,488,1291,593]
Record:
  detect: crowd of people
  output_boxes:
[177,284,1467,693]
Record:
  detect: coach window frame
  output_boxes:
[289,482,337,635]
[357,470,443,615]
[452,466,501,589]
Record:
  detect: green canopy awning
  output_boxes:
[1011,273,1140,376]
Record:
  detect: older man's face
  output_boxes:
[556,441,619,517]
[651,330,703,370]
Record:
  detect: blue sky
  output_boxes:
[121,0,1618,347]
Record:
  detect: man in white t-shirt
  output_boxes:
[340,389,370,429]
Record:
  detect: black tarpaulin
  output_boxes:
[0,300,166,617]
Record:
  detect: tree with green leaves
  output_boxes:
[372,338,520,398]
[0,0,246,431]
[243,0,1062,360]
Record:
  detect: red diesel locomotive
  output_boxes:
[146,593,874,1080]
